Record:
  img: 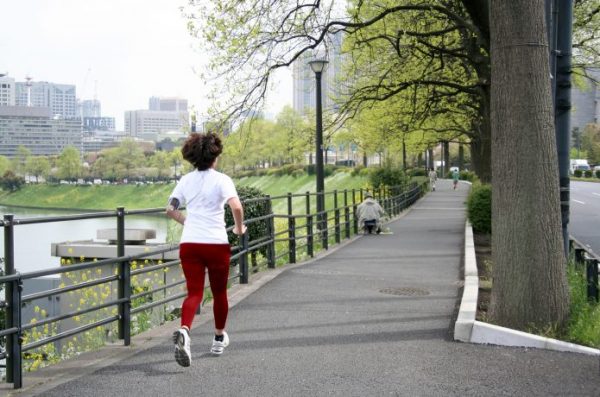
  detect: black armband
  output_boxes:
[167,198,180,211]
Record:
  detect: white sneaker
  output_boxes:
[210,331,229,356]
[173,328,191,367]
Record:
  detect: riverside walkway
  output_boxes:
[6,180,600,396]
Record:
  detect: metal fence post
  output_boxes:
[344,190,350,239]
[239,232,249,283]
[321,197,328,251]
[116,207,131,346]
[10,278,22,389]
[334,190,341,244]
[586,258,599,302]
[305,192,313,257]
[287,193,296,263]
[575,247,586,265]
[352,189,358,234]
[266,196,276,269]
[3,214,17,385]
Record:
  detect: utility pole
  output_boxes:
[547,0,573,257]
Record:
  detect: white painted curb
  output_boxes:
[455,221,600,356]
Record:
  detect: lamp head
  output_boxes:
[308,59,329,74]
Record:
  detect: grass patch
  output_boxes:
[563,263,600,348]
[0,172,371,211]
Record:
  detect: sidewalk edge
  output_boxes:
[454,221,600,356]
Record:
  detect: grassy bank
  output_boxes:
[0,172,371,211]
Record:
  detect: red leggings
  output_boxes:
[179,243,231,330]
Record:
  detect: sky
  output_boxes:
[0,0,293,130]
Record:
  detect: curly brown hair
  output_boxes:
[181,132,223,171]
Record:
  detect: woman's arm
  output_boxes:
[227,196,247,235]
[166,198,186,225]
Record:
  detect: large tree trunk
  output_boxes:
[489,0,569,330]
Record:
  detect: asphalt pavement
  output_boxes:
[12,180,600,396]
[570,180,600,256]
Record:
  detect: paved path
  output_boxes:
[11,180,600,396]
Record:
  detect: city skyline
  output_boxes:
[0,0,293,130]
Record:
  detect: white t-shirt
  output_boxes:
[168,168,238,244]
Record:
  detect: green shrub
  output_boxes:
[584,170,593,178]
[351,165,365,176]
[467,184,491,234]
[0,171,25,191]
[358,167,372,177]
[369,166,408,189]
[304,164,336,177]
[574,169,583,178]
[291,169,305,178]
[407,168,427,177]
[459,170,478,182]
[225,186,270,257]
[596,170,600,178]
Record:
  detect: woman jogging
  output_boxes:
[166,132,246,367]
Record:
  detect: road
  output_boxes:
[570,180,600,256]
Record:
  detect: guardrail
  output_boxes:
[0,181,426,389]
[569,236,600,302]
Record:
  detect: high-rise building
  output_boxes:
[149,97,188,112]
[570,68,600,132]
[293,33,343,115]
[80,99,101,118]
[0,106,82,157]
[0,74,16,106]
[15,81,78,119]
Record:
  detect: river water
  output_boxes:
[0,206,170,274]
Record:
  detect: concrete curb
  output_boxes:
[454,221,600,356]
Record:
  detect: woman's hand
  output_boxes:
[233,224,247,235]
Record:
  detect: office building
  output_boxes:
[570,68,600,132]
[292,33,343,115]
[149,97,188,112]
[15,81,78,119]
[83,117,115,132]
[0,106,82,157]
[0,74,16,106]
[125,109,189,137]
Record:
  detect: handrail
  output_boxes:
[0,181,427,389]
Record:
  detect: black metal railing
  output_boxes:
[0,181,426,389]
[569,237,600,302]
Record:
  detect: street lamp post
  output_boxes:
[309,59,328,231]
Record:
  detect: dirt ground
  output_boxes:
[474,232,492,320]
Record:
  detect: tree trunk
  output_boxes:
[443,141,450,174]
[489,0,569,330]
[402,137,407,171]
[470,129,491,182]
[458,144,464,170]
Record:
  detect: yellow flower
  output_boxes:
[34,306,40,313]
[40,309,47,317]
